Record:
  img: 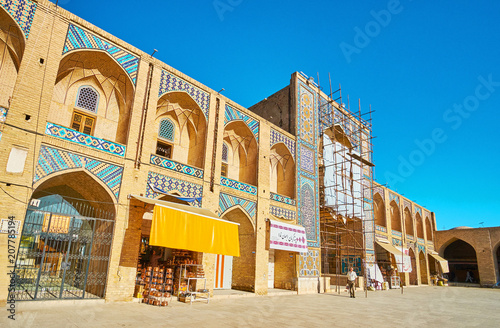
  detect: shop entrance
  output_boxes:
[14,195,115,301]
[409,248,418,285]
[214,254,233,289]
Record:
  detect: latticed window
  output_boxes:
[75,86,99,113]
[222,143,228,163]
[158,118,175,141]
[221,142,228,177]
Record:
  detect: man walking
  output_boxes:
[347,267,357,298]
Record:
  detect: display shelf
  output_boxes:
[178,264,209,304]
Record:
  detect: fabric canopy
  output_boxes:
[429,252,450,273]
[375,240,412,272]
[375,240,402,257]
[131,195,240,257]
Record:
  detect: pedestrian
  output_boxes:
[347,267,357,298]
[465,270,474,283]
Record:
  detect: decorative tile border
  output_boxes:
[150,155,203,179]
[158,70,210,120]
[391,230,402,237]
[375,233,389,241]
[270,129,295,158]
[63,24,139,85]
[299,249,319,277]
[417,244,426,253]
[270,192,296,206]
[417,237,425,244]
[220,176,257,195]
[146,171,203,207]
[406,234,414,241]
[34,146,123,199]
[270,206,296,221]
[219,193,256,219]
[224,105,259,142]
[0,0,37,39]
[296,80,320,249]
[375,225,387,233]
[45,122,126,157]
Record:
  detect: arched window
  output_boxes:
[156,118,175,159]
[158,118,175,141]
[75,86,99,113]
[221,142,229,177]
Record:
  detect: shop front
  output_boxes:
[128,195,239,306]
[374,239,411,289]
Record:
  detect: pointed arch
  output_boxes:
[443,239,479,283]
[390,200,401,232]
[269,142,295,198]
[416,213,424,239]
[419,250,428,284]
[223,120,258,186]
[425,216,433,241]
[374,193,386,227]
[404,208,413,236]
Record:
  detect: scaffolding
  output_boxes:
[316,73,375,296]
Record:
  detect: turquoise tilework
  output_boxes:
[45,122,126,157]
[0,0,37,39]
[270,129,295,158]
[150,154,203,179]
[34,145,123,199]
[219,192,256,219]
[269,192,296,206]
[146,171,203,207]
[224,105,259,142]
[220,176,257,195]
[270,206,296,221]
[63,24,139,85]
[158,70,210,120]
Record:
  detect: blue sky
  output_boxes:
[59,0,500,230]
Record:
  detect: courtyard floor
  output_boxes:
[2,286,499,327]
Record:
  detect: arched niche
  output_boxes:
[269,142,295,198]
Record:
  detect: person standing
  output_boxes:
[347,267,357,298]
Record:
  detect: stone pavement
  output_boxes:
[2,286,500,328]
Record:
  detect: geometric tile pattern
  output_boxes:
[269,192,296,206]
[270,129,295,157]
[219,192,256,219]
[34,146,123,199]
[299,144,315,174]
[62,24,139,85]
[220,176,257,195]
[417,237,425,245]
[375,225,387,233]
[299,177,317,245]
[45,122,126,157]
[158,70,210,120]
[146,171,203,207]
[150,154,203,179]
[299,249,319,277]
[296,80,320,249]
[270,206,296,221]
[0,0,37,39]
[389,192,399,204]
[224,104,259,142]
[417,243,426,254]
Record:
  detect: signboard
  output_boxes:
[269,220,307,253]
[396,248,412,273]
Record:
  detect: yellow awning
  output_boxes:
[130,195,240,257]
[430,252,449,273]
[375,240,403,257]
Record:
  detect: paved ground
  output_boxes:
[2,286,500,328]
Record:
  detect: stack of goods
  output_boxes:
[141,267,173,306]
